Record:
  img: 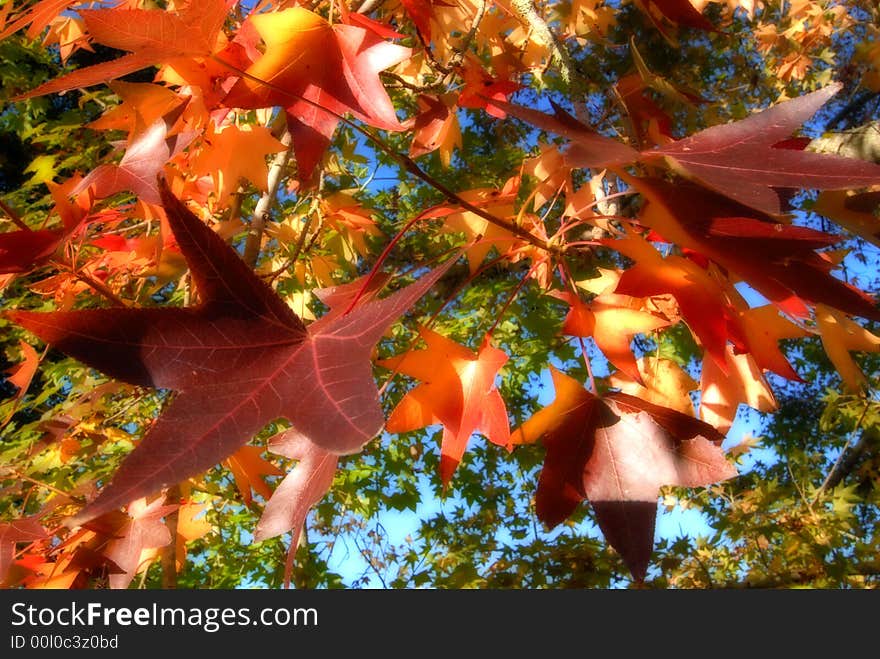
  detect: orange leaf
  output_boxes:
[554,290,670,384]
[192,124,287,205]
[15,1,229,100]
[5,341,39,401]
[700,345,777,433]
[224,446,283,506]
[732,305,808,381]
[610,232,731,369]
[380,328,510,485]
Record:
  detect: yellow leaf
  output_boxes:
[816,304,880,391]
[609,357,698,415]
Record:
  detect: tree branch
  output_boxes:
[817,426,879,496]
[356,0,385,14]
[243,128,293,267]
[509,0,586,102]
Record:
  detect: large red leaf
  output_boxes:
[646,83,880,213]
[6,179,456,525]
[512,368,735,581]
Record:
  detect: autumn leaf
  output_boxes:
[380,328,511,485]
[608,356,698,414]
[814,189,880,248]
[254,429,338,544]
[7,179,457,525]
[3,341,40,425]
[0,0,73,42]
[0,178,89,275]
[458,59,519,120]
[408,94,462,167]
[592,392,734,580]
[700,345,777,433]
[731,305,808,381]
[815,304,880,392]
[14,1,230,100]
[630,176,880,322]
[103,497,176,590]
[88,82,185,138]
[609,233,732,369]
[224,446,284,506]
[192,123,287,205]
[41,15,92,65]
[512,368,735,580]
[222,7,409,180]
[486,98,640,168]
[553,290,670,384]
[510,366,611,526]
[174,501,212,570]
[0,519,46,586]
[75,105,194,204]
[0,229,65,275]
[644,84,880,214]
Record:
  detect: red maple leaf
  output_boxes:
[6,179,456,525]
[645,83,880,214]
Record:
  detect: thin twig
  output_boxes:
[50,256,129,307]
[0,198,30,231]
[447,0,488,70]
[2,468,85,505]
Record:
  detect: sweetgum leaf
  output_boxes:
[647,83,880,213]
[7,179,456,525]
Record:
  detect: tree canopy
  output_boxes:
[0,0,879,589]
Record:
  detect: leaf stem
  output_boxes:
[3,468,85,505]
[485,256,548,338]
[557,260,598,394]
